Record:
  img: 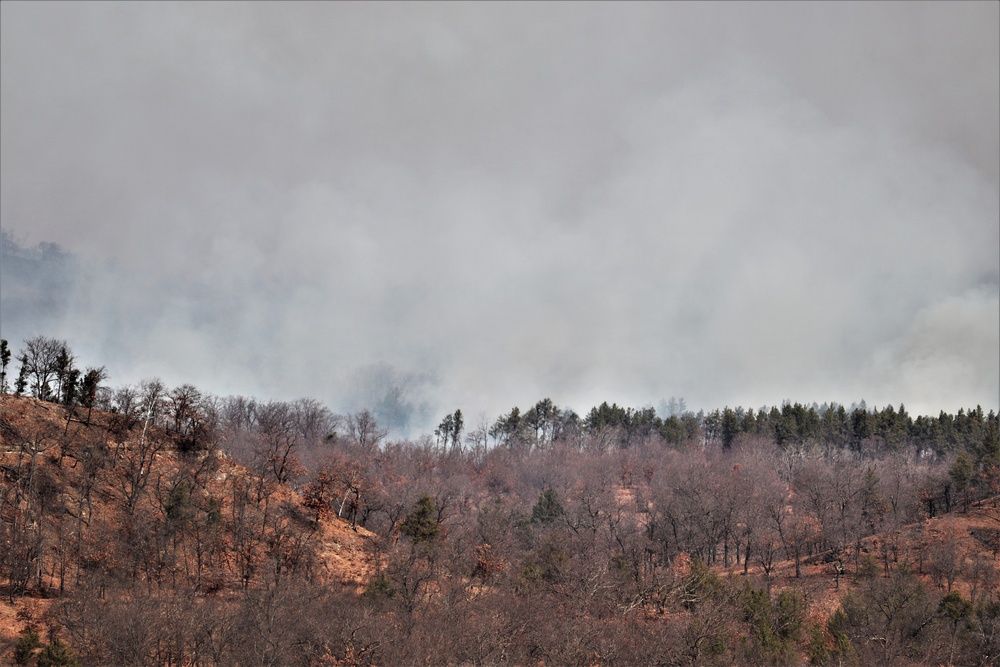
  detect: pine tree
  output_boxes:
[949,452,975,511]
[13,627,41,665]
[436,412,454,448]
[531,488,563,525]
[14,363,28,396]
[451,409,463,449]
[36,637,80,667]
[400,495,440,543]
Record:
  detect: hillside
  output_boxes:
[2,391,998,666]
[0,395,373,663]
[760,498,999,617]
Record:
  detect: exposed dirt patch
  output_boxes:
[0,394,375,660]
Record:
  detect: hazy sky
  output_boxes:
[2,2,998,431]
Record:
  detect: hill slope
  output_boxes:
[0,395,372,660]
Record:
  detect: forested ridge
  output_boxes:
[1,336,998,666]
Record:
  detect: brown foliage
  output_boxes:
[3,393,1000,666]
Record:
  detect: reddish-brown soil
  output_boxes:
[736,499,1000,623]
[1,394,997,660]
[0,395,375,657]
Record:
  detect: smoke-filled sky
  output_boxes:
[2,2,998,431]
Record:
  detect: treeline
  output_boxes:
[485,396,996,458]
[1,335,999,666]
[3,336,996,457]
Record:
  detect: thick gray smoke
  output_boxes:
[2,3,997,432]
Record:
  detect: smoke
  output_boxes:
[865,287,1000,413]
[2,3,997,431]
[344,363,437,438]
[0,231,78,351]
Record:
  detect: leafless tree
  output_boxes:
[347,409,387,452]
[16,336,67,400]
[113,419,169,517]
[252,401,304,486]
[2,418,60,597]
[168,384,202,435]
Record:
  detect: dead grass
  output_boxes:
[0,394,375,659]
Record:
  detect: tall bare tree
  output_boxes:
[347,409,387,452]
[16,336,67,400]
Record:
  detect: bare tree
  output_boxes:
[0,339,11,393]
[114,427,169,519]
[347,409,387,452]
[16,336,67,400]
[113,380,170,516]
[464,412,490,464]
[1,416,60,598]
[253,401,303,485]
[168,384,202,436]
[109,384,142,434]
[138,378,169,428]
[292,397,338,443]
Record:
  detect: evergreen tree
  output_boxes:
[13,627,41,665]
[490,406,522,447]
[61,367,81,406]
[435,409,465,450]
[36,637,80,667]
[451,409,463,449]
[436,413,454,448]
[78,367,108,424]
[741,408,758,435]
[949,452,975,511]
[531,488,563,525]
[721,407,740,449]
[976,418,999,470]
[14,363,28,396]
[400,495,440,543]
[978,420,1000,499]
[53,344,76,404]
